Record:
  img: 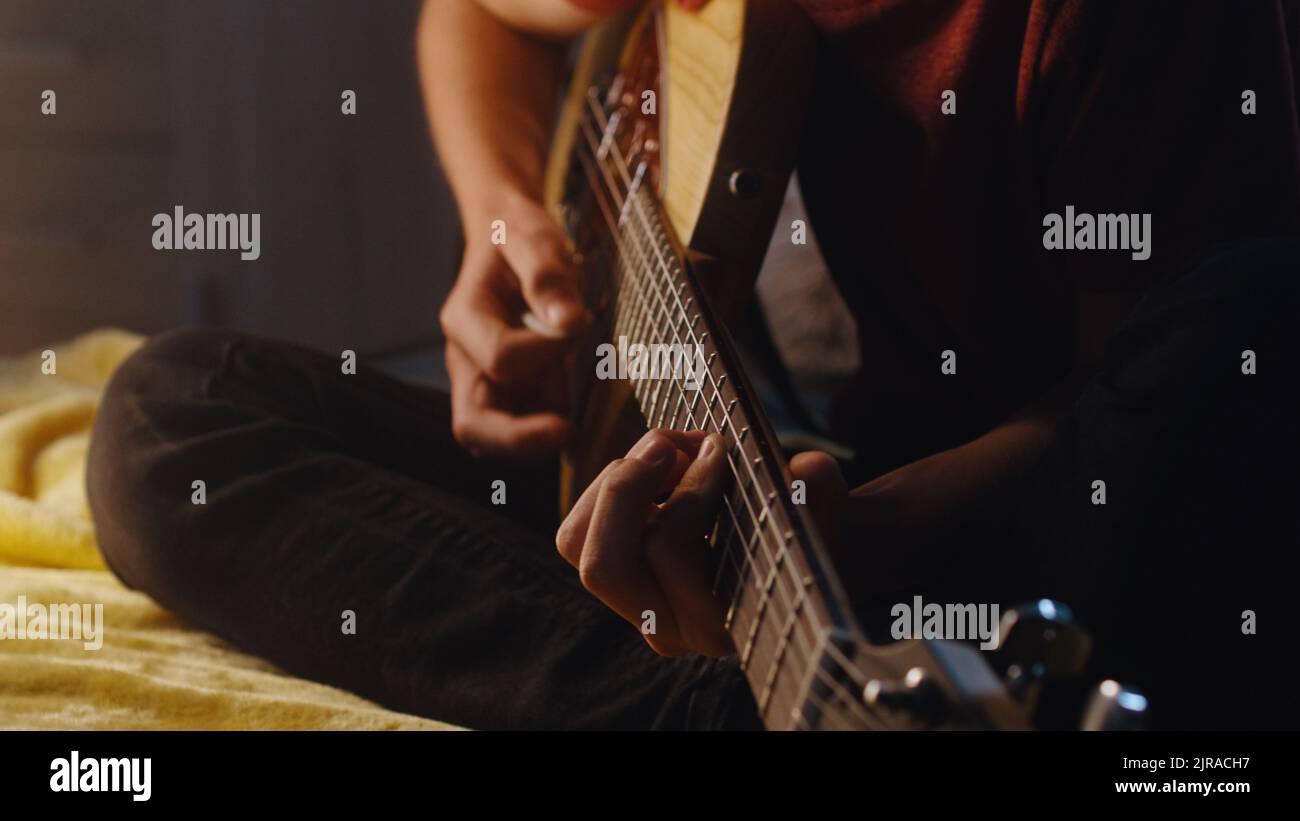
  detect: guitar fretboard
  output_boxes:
[572,91,875,729]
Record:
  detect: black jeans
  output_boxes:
[85,326,757,730]
[87,239,1300,730]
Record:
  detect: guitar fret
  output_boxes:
[739,552,785,669]
[617,160,647,225]
[639,263,674,409]
[596,109,621,161]
[615,227,649,345]
[645,377,662,420]
[654,378,673,429]
[652,297,671,425]
[721,510,760,629]
[758,576,812,715]
[650,375,673,426]
[641,342,667,419]
[709,414,764,609]
[623,229,659,410]
[715,519,743,623]
[668,384,687,431]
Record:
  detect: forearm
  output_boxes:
[847,367,1091,534]
[849,414,1056,528]
[417,1,584,238]
[847,283,1133,538]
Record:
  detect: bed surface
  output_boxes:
[0,330,455,730]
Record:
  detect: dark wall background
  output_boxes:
[0,0,460,364]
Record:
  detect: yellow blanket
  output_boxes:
[0,330,454,729]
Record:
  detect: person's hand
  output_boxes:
[556,428,847,656]
[440,194,590,461]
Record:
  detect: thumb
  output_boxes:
[498,211,588,335]
[789,451,847,554]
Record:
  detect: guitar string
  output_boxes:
[577,101,820,646]
[572,134,827,677]
[572,144,851,722]
[577,149,878,731]
[574,108,882,729]
[577,101,831,654]
[573,105,881,727]
[613,184,881,730]
[603,190,882,725]
[575,142,821,669]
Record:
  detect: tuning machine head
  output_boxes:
[995,599,1093,708]
[1080,680,1149,731]
[863,666,950,727]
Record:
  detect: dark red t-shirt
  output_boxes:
[571,0,1300,475]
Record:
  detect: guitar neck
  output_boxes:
[597,183,870,729]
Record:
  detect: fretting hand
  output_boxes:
[556,428,846,656]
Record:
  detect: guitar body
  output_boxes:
[544,0,1030,730]
[547,0,814,508]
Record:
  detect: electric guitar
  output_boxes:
[545,0,1033,730]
